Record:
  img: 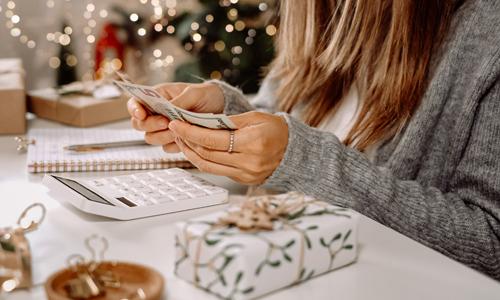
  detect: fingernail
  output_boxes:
[159,119,168,129]
[134,108,142,119]
[169,121,179,131]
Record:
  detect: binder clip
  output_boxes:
[63,235,122,299]
[45,234,163,300]
[14,136,35,153]
[0,203,46,292]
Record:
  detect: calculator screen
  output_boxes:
[52,176,113,206]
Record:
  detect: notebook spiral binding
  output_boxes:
[28,159,192,173]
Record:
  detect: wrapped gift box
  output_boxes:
[174,193,359,300]
[27,84,130,127]
[0,58,26,134]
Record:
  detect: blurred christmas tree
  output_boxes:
[57,22,78,86]
[162,0,276,94]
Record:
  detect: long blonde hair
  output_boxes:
[272,0,455,150]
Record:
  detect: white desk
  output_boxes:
[1,117,499,300]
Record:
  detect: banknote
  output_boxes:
[114,80,236,129]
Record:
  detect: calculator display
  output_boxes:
[52,176,113,206]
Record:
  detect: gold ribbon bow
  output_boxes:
[218,192,308,231]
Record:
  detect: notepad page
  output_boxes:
[27,128,188,173]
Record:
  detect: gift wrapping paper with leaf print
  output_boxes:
[174,195,359,300]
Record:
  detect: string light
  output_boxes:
[129,13,139,22]
[235,20,245,31]
[192,33,202,42]
[265,24,277,36]
[154,23,163,32]
[0,0,269,76]
[214,40,225,52]
[153,49,162,58]
[99,9,108,18]
[137,27,146,36]
[49,57,60,69]
[2,1,37,49]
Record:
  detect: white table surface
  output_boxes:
[1,117,499,300]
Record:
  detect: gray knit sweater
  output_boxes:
[213,0,500,281]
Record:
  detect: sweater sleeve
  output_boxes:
[208,75,279,115]
[265,80,500,280]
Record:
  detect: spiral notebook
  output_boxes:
[26,128,191,173]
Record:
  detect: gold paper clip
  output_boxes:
[85,235,120,288]
[14,136,35,153]
[17,203,46,233]
[65,254,105,299]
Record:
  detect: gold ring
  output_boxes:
[228,131,235,153]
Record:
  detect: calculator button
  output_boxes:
[118,187,132,194]
[168,179,185,186]
[176,183,194,191]
[156,196,173,203]
[169,193,191,201]
[148,181,165,188]
[187,190,208,197]
[118,177,136,184]
[203,187,226,194]
[142,199,155,206]
[132,173,153,180]
[158,187,175,194]
[90,180,106,187]
[166,168,187,175]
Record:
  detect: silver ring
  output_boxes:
[228,131,235,153]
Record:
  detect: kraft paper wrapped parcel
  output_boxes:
[174,193,359,300]
[0,58,26,134]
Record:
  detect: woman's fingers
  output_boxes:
[145,130,175,145]
[132,115,169,132]
[169,86,202,111]
[162,143,180,153]
[184,140,273,175]
[127,98,148,120]
[183,140,241,166]
[175,138,243,178]
[169,120,250,152]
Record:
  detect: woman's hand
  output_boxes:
[127,82,225,152]
[169,111,289,185]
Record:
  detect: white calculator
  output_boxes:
[42,168,228,220]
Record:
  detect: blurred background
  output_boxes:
[0,0,277,93]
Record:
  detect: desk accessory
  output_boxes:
[0,203,46,292]
[45,235,164,300]
[174,192,359,300]
[14,136,35,153]
[27,80,129,128]
[64,140,148,152]
[23,128,191,173]
[42,168,229,220]
[0,58,26,134]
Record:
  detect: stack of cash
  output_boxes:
[114,80,236,130]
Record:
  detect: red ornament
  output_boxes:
[94,23,125,76]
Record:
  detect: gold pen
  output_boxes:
[64,140,149,152]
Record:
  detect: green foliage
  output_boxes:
[171,0,276,93]
[319,230,355,269]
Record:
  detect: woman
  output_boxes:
[128,1,500,280]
